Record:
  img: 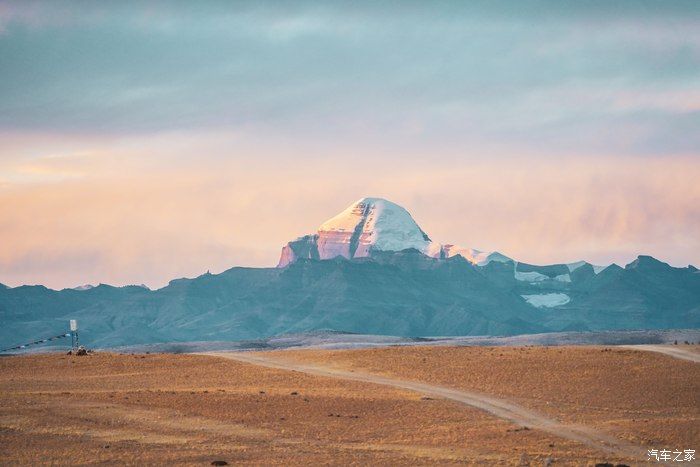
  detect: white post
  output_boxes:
[69,320,78,349]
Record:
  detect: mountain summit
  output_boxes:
[278,197,507,267]
[278,198,441,267]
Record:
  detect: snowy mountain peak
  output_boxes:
[317,197,432,258]
[319,198,423,234]
[279,197,439,266]
[278,197,505,267]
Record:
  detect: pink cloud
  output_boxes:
[0,131,698,289]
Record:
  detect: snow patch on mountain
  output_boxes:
[441,246,511,266]
[522,293,571,308]
[553,273,571,283]
[567,261,586,272]
[567,261,608,274]
[515,270,550,282]
[73,284,95,291]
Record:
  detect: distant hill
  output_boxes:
[1,249,698,349]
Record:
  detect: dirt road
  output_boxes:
[621,345,700,363]
[203,351,645,459]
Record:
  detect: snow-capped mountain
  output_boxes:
[277,198,616,283]
[278,197,506,267]
[279,198,438,267]
[275,197,638,315]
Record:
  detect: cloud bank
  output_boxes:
[0,1,698,288]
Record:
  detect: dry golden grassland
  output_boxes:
[1,345,697,465]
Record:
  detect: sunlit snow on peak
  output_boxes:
[280,197,520,267]
[317,197,432,255]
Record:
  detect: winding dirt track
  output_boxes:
[202,351,645,459]
[621,345,700,363]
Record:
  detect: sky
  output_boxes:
[1,0,699,289]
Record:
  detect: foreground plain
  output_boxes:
[1,345,698,465]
